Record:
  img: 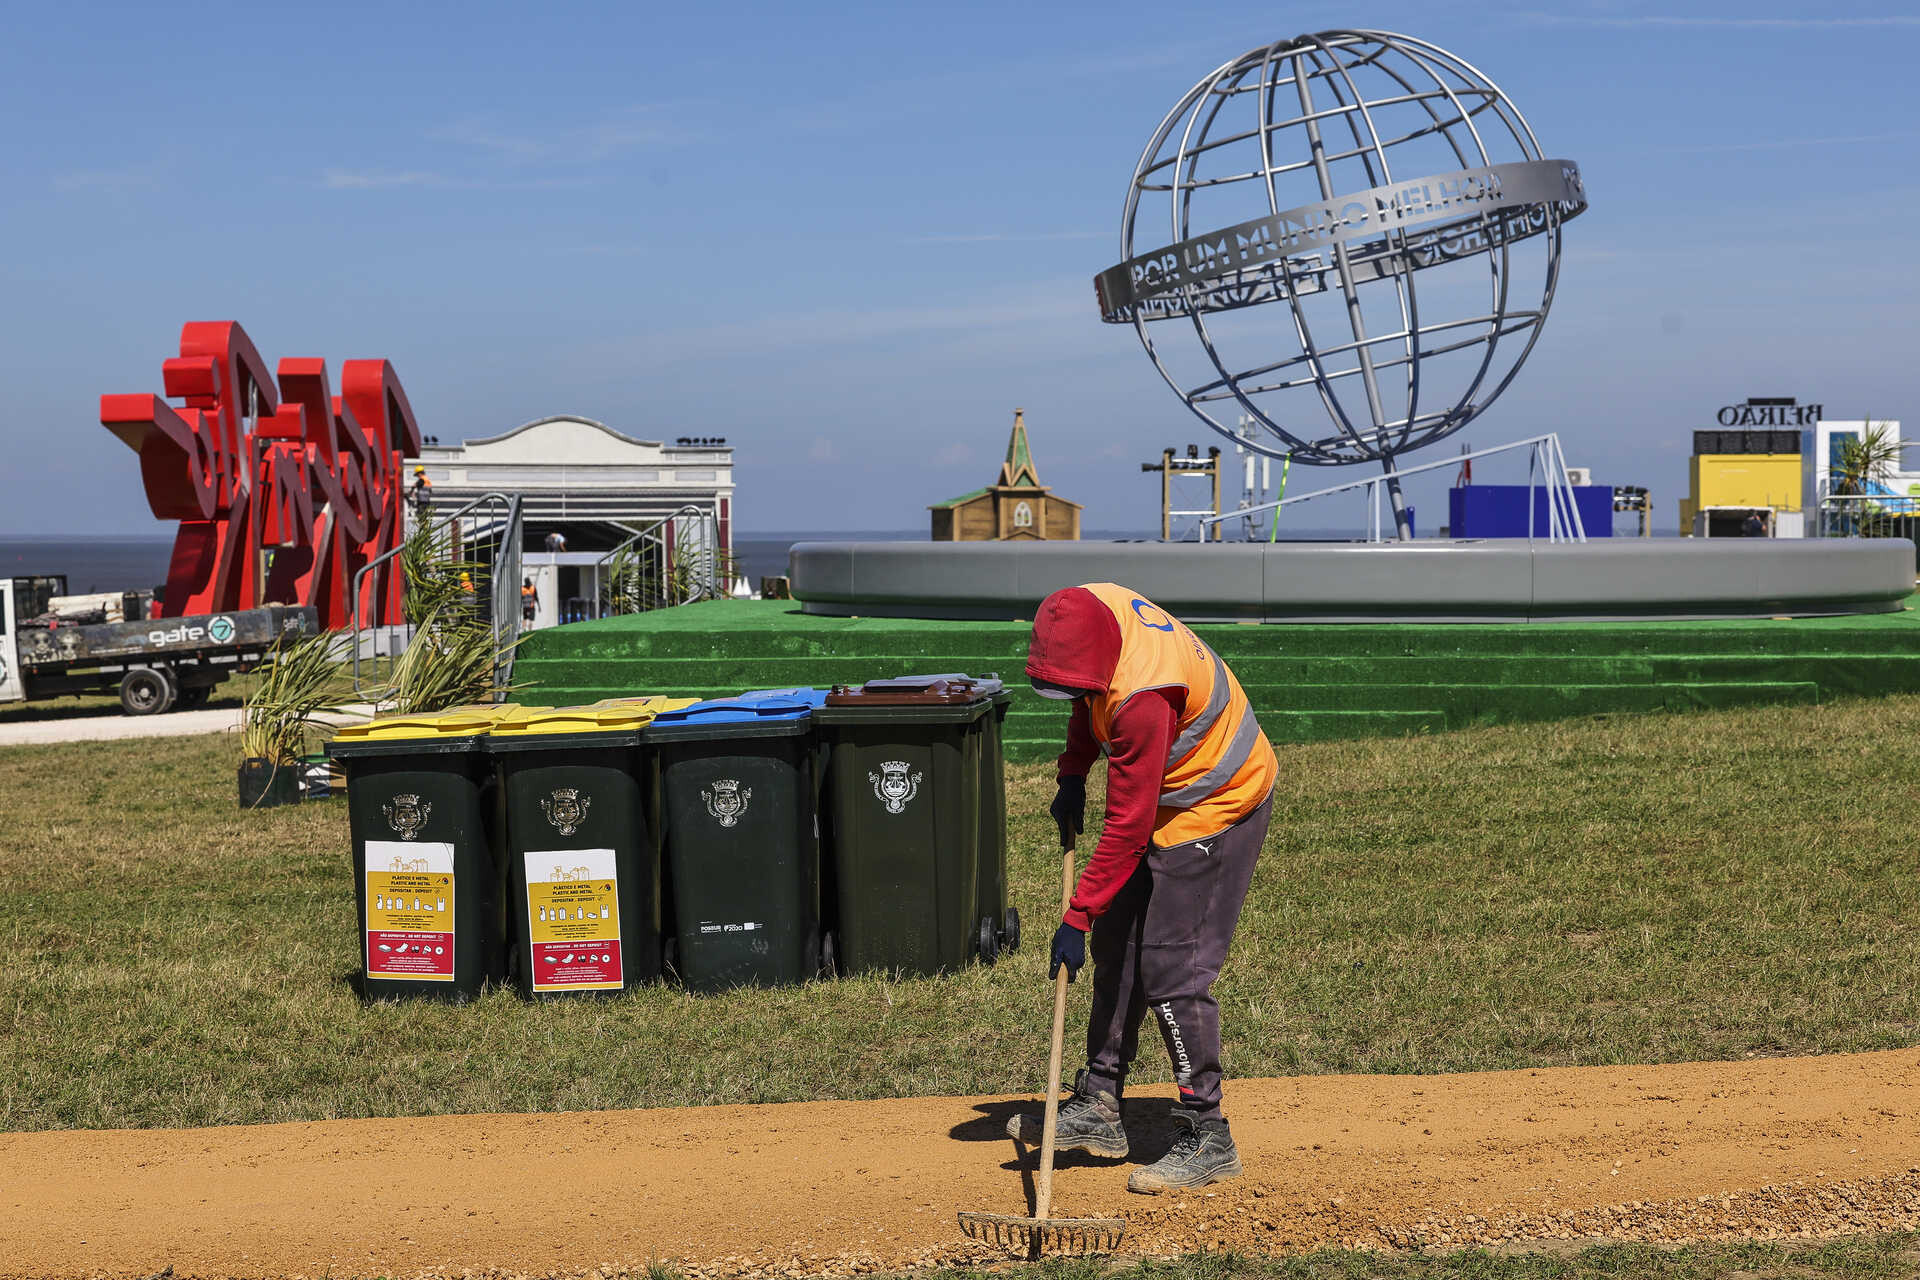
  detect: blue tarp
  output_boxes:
[1448,485,1615,538]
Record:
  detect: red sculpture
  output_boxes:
[101,322,420,627]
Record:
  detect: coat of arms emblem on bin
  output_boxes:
[870,761,922,815]
[382,793,430,840]
[703,778,751,827]
[541,787,591,837]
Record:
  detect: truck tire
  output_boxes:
[120,667,175,716]
[176,684,211,710]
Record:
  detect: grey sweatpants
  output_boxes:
[1083,793,1271,1121]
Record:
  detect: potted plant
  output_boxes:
[239,630,345,809]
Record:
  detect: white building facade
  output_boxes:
[411,416,734,628]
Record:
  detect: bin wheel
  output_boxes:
[819,930,838,979]
[977,916,999,965]
[120,667,174,716]
[1002,907,1021,954]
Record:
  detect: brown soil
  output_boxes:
[7,1049,1920,1280]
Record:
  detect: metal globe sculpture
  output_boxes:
[1094,30,1587,534]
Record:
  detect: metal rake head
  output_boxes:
[957,1210,1127,1257]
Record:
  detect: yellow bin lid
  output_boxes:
[586,695,702,716]
[488,702,657,738]
[332,703,521,743]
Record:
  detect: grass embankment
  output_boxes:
[3,696,1919,1131]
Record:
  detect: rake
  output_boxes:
[958,837,1126,1257]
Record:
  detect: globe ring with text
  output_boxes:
[1098,30,1588,466]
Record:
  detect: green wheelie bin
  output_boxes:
[816,677,997,977]
[968,676,1017,960]
[327,705,518,1003]
[486,702,665,999]
[891,673,1018,961]
[647,689,828,993]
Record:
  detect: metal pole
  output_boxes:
[1162,449,1172,541]
[1527,445,1536,542]
[1293,51,1409,541]
[1210,448,1222,542]
[1541,443,1565,541]
[1381,461,1411,541]
[1550,434,1587,542]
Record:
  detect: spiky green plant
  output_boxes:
[1832,421,1902,497]
[665,541,737,605]
[380,603,521,714]
[240,630,347,763]
[601,541,656,616]
[400,518,486,626]
[1831,420,1907,537]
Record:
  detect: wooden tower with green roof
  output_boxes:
[929,409,1083,541]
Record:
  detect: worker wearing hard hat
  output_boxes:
[1007,582,1276,1193]
[408,466,433,514]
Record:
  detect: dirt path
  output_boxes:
[7,1049,1920,1280]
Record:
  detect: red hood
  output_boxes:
[1025,586,1120,694]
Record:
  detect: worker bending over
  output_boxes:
[1008,582,1276,1193]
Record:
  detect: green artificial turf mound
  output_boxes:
[515,596,1920,761]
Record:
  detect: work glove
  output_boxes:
[1050,922,1086,983]
[1050,775,1086,848]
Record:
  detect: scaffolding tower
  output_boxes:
[1143,445,1222,541]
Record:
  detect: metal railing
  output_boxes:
[350,492,523,698]
[593,505,726,618]
[1816,490,1920,538]
[1196,433,1587,543]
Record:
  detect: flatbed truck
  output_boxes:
[0,575,317,715]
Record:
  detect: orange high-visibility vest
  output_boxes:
[1077,582,1277,847]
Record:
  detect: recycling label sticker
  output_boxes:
[525,847,622,992]
[365,840,455,981]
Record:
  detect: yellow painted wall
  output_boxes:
[1688,453,1802,512]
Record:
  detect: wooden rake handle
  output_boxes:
[1033,837,1077,1224]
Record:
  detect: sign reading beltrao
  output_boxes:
[1717,397,1823,428]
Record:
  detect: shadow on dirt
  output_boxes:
[952,1096,1185,1173]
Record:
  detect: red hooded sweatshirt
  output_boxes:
[1026,587,1180,931]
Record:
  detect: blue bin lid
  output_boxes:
[652,687,827,725]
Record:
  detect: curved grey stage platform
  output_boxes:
[788,538,1917,623]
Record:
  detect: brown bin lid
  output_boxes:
[825,676,987,707]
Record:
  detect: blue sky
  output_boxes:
[1,1,1915,536]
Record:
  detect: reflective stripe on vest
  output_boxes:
[1164,646,1231,772]
[1075,581,1266,813]
[1159,703,1264,808]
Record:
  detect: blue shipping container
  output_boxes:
[1448,485,1614,538]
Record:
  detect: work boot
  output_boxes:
[1126,1111,1242,1193]
[1005,1070,1128,1157]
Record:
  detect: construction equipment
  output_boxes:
[958,837,1126,1257]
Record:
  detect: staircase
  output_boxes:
[513,599,1920,762]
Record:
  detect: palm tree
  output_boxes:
[1831,421,1902,496]
[1830,421,1905,536]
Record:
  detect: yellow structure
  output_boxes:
[929,409,1083,541]
[1678,453,1802,532]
